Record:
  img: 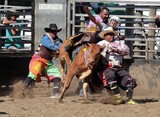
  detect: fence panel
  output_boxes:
[67,0,160,60]
[0,5,34,57]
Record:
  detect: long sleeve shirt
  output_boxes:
[40,34,63,52]
[97,40,129,67]
[87,15,108,31]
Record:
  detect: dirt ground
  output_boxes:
[0,76,160,117]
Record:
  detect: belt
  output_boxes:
[35,45,52,60]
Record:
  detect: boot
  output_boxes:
[23,77,34,90]
[126,85,138,105]
[50,87,59,98]
[114,94,123,104]
[22,77,35,95]
[50,78,61,99]
[109,81,123,104]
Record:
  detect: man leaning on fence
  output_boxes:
[2,10,24,50]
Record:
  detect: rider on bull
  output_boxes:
[80,6,125,93]
[64,6,125,52]
[64,5,110,52]
[23,23,63,99]
[83,6,125,41]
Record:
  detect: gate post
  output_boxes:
[125,4,134,59]
[148,8,156,59]
[134,10,143,57]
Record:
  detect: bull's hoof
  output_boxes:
[58,99,64,104]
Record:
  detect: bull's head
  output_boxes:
[84,43,103,69]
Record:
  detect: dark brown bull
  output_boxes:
[58,43,103,103]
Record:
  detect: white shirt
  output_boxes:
[97,40,130,67]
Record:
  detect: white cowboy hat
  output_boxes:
[99,27,118,38]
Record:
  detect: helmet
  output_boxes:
[109,16,121,28]
[110,16,120,24]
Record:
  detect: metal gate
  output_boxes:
[0,4,34,57]
[34,0,67,48]
[67,0,160,60]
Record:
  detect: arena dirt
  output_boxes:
[0,73,160,117]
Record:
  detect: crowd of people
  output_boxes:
[21,5,160,105]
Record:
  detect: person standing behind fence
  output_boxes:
[23,23,63,99]
[155,15,160,28]
[2,10,24,49]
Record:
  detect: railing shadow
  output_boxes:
[0,86,13,96]
[135,98,159,104]
[0,112,9,115]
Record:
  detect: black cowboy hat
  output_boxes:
[44,23,62,33]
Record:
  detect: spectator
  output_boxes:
[97,27,138,105]
[155,15,160,28]
[2,10,24,49]
[23,23,63,99]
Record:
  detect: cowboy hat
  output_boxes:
[44,23,62,33]
[99,27,118,38]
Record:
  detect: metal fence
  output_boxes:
[67,0,160,60]
[1,1,160,60]
[0,5,34,57]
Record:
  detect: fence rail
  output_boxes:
[67,0,160,60]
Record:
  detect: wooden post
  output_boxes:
[148,8,156,59]
[5,0,8,5]
[134,10,143,57]
[125,4,134,59]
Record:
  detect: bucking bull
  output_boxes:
[58,30,103,103]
